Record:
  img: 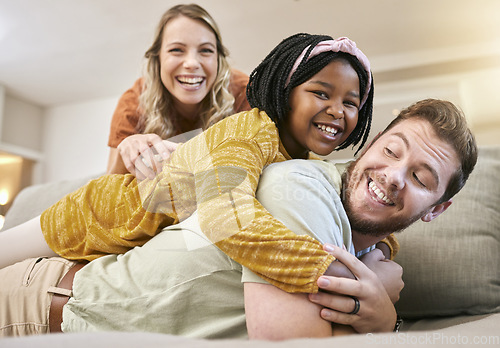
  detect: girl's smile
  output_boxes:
[280,59,360,159]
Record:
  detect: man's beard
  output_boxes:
[341,160,426,237]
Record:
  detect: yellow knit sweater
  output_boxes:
[41,108,397,293]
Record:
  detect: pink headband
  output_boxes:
[286,37,372,108]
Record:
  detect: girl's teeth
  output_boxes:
[318,125,337,135]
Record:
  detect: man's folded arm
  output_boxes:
[244,282,333,340]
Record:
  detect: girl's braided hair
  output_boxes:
[247,33,373,154]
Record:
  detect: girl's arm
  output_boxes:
[142,109,333,294]
[191,136,333,293]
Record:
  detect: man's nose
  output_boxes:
[385,166,405,191]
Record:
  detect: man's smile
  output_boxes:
[368,179,394,205]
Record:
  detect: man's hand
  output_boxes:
[308,245,397,333]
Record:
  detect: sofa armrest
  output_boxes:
[2,174,101,230]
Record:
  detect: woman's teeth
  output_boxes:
[177,77,203,85]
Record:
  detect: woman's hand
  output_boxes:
[116,134,178,179]
[308,244,397,333]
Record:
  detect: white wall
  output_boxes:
[0,85,4,136]
[325,67,500,161]
[0,93,45,185]
[41,96,118,182]
[2,95,44,151]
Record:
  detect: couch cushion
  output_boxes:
[395,146,500,319]
[1,313,500,347]
[2,174,100,230]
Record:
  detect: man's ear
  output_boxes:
[421,199,453,222]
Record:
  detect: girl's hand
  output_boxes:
[308,244,397,333]
[359,248,404,304]
[117,134,178,179]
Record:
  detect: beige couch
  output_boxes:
[2,146,499,347]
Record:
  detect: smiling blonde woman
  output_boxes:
[106,4,250,177]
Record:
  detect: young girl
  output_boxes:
[106,4,250,177]
[0,33,384,293]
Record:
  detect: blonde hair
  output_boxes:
[139,4,235,138]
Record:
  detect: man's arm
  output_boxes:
[309,245,398,333]
[243,246,389,339]
[244,282,332,340]
[243,254,377,340]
